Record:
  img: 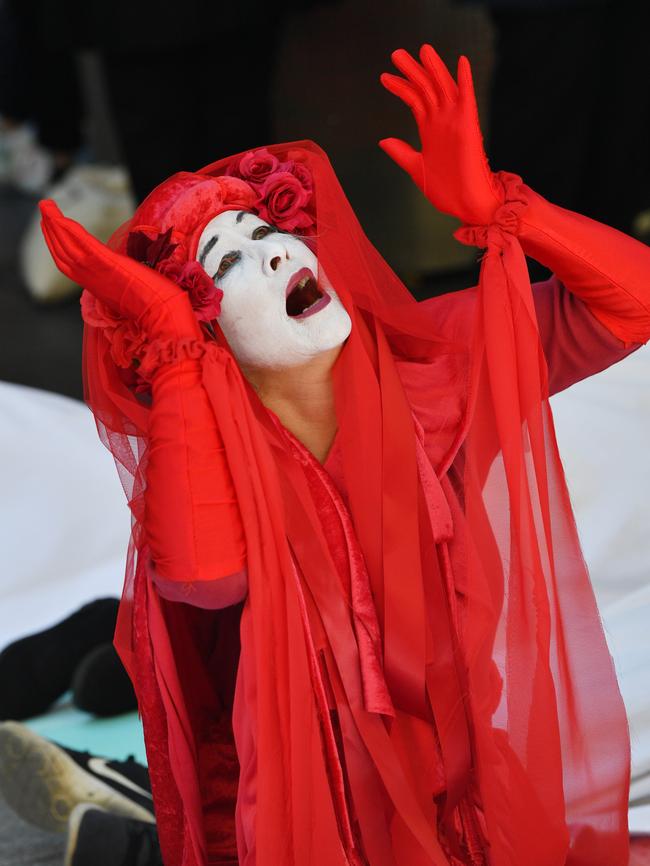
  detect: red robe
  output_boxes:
[64,144,650,866]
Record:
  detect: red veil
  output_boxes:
[80,141,629,866]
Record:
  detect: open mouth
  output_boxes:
[285,268,331,319]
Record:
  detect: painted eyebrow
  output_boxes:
[236,211,250,224]
[199,234,218,267]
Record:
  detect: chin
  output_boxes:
[296,298,352,338]
[297,302,352,354]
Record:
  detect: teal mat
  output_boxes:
[24,694,147,764]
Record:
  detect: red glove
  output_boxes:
[379,44,503,226]
[39,200,202,341]
[144,355,247,596]
[380,47,650,348]
[40,200,248,596]
[518,188,650,346]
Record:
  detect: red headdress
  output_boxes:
[74,141,629,866]
[124,172,259,257]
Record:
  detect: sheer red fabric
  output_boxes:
[78,141,632,866]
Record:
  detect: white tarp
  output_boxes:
[0,381,128,648]
[551,342,650,829]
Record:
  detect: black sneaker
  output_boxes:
[72,643,138,717]
[65,804,162,866]
[0,598,120,720]
[0,722,154,833]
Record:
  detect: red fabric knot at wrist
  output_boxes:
[453,171,527,252]
[134,336,215,379]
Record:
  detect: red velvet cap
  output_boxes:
[129,172,258,261]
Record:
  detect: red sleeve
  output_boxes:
[518,186,650,347]
[531,275,639,395]
[420,275,639,397]
[144,356,248,603]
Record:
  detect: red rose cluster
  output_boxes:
[158,260,223,323]
[225,148,315,234]
[126,226,223,324]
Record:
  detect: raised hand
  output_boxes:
[379,44,504,227]
[40,200,202,341]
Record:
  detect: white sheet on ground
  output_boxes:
[0,381,128,649]
[551,341,650,830]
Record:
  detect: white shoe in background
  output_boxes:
[20,164,135,303]
[0,122,53,194]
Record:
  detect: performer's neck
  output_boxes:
[241,346,341,463]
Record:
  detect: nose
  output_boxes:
[263,244,290,276]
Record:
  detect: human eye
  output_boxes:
[251,225,276,240]
[214,251,240,280]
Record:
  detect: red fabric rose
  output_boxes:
[158,259,184,284]
[258,171,314,232]
[177,262,223,322]
[291,161,313,192]
[80,290,122,330]
[159,259,222,321]
[110,320,147,368]
[229,148,280,185]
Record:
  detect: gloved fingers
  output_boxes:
[39,198,67,227]
[378,138,423,185]
[419,44,458,103]
[40,199,97,255]
[40,198,178,316]
[40,201,206,343]
[456,55,479,117]
[39,208,82,280]
[39,199,109,278]
[390,48,438,108]
[380,72,426,117]
[39,200,76,274]
[41,198,157,285]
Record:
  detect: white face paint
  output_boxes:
[196,210,351,368]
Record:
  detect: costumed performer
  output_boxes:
[39,45,650,866]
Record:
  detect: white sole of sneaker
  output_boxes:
[0,722,155,833]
